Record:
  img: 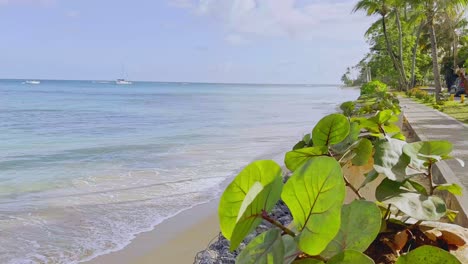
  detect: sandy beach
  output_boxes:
[85,201,220,264]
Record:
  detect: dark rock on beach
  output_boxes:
[194,194,292,264]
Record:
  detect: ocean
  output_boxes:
[0,80,359,263]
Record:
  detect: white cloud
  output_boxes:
[170,0,374,43]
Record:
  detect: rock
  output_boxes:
[194,198,293,263]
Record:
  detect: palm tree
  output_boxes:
[410,0,468,101]
[407,4,427,87]
[353,0,408,90]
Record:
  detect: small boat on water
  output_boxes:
[115,79,132,85]
[24,80,41,85]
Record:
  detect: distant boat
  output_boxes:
[24,80,41,85]
[115,79,132,85]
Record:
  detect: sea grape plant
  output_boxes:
[218,92,464,263]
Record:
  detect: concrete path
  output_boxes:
[399,97,468,226]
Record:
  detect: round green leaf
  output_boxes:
[351,138,373,166]
[369,109,394,125]
[340,101,355,117]
[312,114,350,146]
[327,250,374,264]
[403,141,453,170]
[219,160,283,250]
[376,179,446,221]
[284,146,329,172]
[373,138,413,182]
[321,200,381,258]
[281,157,345,256]
[236,229,284,264]
[396,246,461,264]
[331,121,360,154]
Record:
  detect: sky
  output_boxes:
[0,0,376,84]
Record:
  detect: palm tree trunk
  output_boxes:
[428,16,442,102]
[395,8,408,90]
[453,35,458,69]
[410,22,424,88]
[382,15,404,89]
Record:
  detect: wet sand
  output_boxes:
[85,200,220,264]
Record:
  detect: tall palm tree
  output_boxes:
[393,0,410,90]
[353,0,408,90]
[410,0,468,101]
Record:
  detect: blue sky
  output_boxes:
[0,0,375,84]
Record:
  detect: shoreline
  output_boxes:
[84,200,220,264]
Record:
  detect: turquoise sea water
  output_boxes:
[0,80,359,263]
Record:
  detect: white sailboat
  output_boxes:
[115,79,132,85]
[115,65,132,85]
[24,80,41,85]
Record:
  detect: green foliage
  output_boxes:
[327,250,374,264]
[321,200,381,258]
[284,146,329,172]
[395,246,462,264]
[236,229,285,264]
[218,90,463,263]
[218,160,283,250]
[312,114,350,147]
[376,179,447,221]
[436,183,463,196]
[351,138,373,166]
[331,121,360,154]
[360,81,388,95]
[340,101,356,117]
[282,157,345,256]
[373,138,412,182]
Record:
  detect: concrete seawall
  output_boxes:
[400,97,468,227]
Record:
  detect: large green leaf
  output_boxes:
[369,109,394,125]
[282,157,345,256]
[327,250,374,264]
[321,200,381,258]
[395,245,461,264]
[284,146,329,172]
[403,141,453,171]
[376,179,446,221]
[331,121,360,154]
[373,138,413,182]
[312,114,350,146]
[219,160,283,250]
[236,229,284,264]
[340,101,355,117]
[351,138,373,166]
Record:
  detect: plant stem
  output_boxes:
[383,204,392,220]
[261,211,296,237]
[343,175,364,199]
[427,163,435,195]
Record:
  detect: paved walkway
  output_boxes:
[399,97,468,226]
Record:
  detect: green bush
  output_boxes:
[360,80,388,95]
[217,91,464,263]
